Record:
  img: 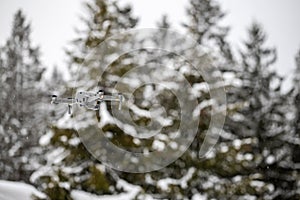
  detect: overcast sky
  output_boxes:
[0,0,299,89]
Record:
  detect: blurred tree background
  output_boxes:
[0,0,300,199]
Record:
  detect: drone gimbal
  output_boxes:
[51,90,123,114]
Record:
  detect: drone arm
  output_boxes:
[102,95,120,101]
[101,94,123,110]
[51,95,74,104]
[118,94,123,110]
[68,104,72,114]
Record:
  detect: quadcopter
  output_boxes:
[51,90,123,114]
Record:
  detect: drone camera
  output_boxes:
[97,89,104,97]
[51,95,58,104]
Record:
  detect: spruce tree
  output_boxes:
[291,49,300,165]
[226,22,298,199]
[294,49,300,138]
[32,1,139,199]
[183,0,234,64]
[0,10,45,182]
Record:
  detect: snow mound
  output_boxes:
[71,179,141,200]
[0,180,46,200]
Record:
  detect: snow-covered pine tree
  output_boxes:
[66,0,138,86]
[40,0,229,199]
[229,22,298,199]
[32,1,140,199]
[294,49,300,138]
[182,0,239,143]
[0,10,45,182]
[182,0,234,65]
[31,0,299,199]
[291,49,300,165]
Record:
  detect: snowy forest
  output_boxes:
[0,0,300,199]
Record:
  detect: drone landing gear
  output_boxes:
[68,104,72,115]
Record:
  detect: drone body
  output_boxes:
[51,90,123,114]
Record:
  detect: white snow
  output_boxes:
[39,130,54,146]
[55,109,96,130]
[232,175,242,183]
[145,174,155,185]
[128,102,151,118]
[236,153,253,161]
[192,193,207,200]
[99,103,116,128]
[8,142,21,157]
[60,135,68,142]
[0,125,4,135]
[266,155,275,165]
[133,138,141,145]
[191,82,209,98]
[236,153,243,161]
[231,113,245,122]
[159,81,180,90]
[122,123,138,136]
[46,147,70,165]
[120,77,141,88]
[62,165,84,174]
[10,118,20,128]
[220,143,229,153]
[68,137,81,146]
[222,72,243,88]
[0,180,46,200]
[169,141,178,150]
[205,150,216,159]
[202,175,220,190]
[266,183,275,192]
[192,99,215,118]
[157,167,196,191]
[250,180,265,188]
[71,179,141,200]
[59,182,71,190]
[233,139,242,149]
[240,194,257,200]
[152,140,166,151]
[98,103,141,137]
[30,166,53,183]
[56,112,73,129]
[143,85,154,99]
[244,153,253,161]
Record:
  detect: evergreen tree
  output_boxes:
[0,10,45,182]
[66,0,138,86]
[294,49,300,137]
[32,1,139,199]
[183,0,234,65]
[182,0,238,142]
[224,22,298,199]
[30,0,300,199]
[292,49,300,164]
[36,0,231,199]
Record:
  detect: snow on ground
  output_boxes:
[0,180,46,200]
[0,179,143,200]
